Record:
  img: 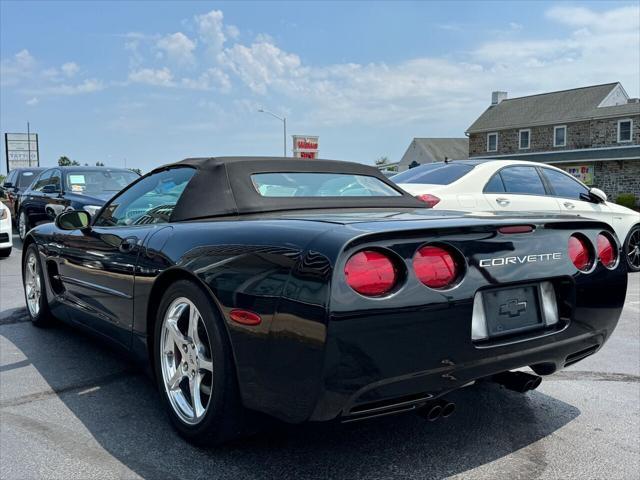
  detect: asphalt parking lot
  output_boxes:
[1,232,639,480]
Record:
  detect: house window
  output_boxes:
[487,132,498,152]
[519,129,531,150]
[554,125,566,147]
[618,119,632,142]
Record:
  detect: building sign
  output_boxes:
[4,132,39,171]
[562,164,594,186]
[292,135,319,159]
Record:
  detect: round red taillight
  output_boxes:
[597,233,617,268]
[568,235,592,271]
[344,250,398,296]
[414,245,460,289]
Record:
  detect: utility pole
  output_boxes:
[27,122,31,167]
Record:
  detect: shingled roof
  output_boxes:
[467,82,640,133]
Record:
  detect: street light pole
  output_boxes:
[258,108,287,157]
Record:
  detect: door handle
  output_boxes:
[119,236,139,253]
[496,197,510,206]
[564,202,575,209]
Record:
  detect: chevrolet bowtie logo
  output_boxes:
[499,299,527,317]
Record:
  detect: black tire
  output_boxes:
[624,225,640,272]
[0,247,12,258]
[18,210,30,242]
[154,279,245,446]
[23,244,55,327]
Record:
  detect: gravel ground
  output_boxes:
[1,233,639,480]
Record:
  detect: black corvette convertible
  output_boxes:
[21,157,627,445]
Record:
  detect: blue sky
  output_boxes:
[1,1,638,173]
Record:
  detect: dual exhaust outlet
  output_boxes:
[417,399,456,422]
[417,371,541,422]
[491,371,542,393]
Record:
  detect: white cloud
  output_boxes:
[220,40,304,94]
[129,67,174,86]
[180,67,231,92]
[26,79,104,96]
[45,79,104,95]
[26,97,39,106]
[546,5,640,32]
[0,49,36,86]
[156,32,196,65]
[14,49,36,68]
[195,9,228,55]
[61,62,79,77]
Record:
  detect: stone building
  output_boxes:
[466,82,640,205]
[397,138,468,172]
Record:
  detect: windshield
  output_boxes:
[391,163,475,185]
[251,172,401,197]
[65,170,139,195]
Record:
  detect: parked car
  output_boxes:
[1,167,46,222]
[22,157,627,446]
[17,166,140,241]
[392,159,640,272]
[0,201,12,257]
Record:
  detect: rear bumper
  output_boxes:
[308,271,626,422]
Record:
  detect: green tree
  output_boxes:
[58,156,80,166]
[129,168,142,176]
[375,156,389,167]
[95,161,105,166]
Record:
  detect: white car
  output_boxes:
[0,201,12,257]
[392,159,640,272]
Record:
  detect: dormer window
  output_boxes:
[554,125,566,147]
[487,132,498,152]
[618,119,632,142]
[519,129,531,150]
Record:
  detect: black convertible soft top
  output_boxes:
[148,157,425,222]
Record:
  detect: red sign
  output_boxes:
[292,135,319,159]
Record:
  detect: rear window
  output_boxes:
[251,173,401,197]
[391,163,474,185]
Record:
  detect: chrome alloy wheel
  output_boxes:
[160,297,213,425]
[19,212,27,240]
[24,252,41,317]
[628,229,640,270]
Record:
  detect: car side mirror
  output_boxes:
[41,185,59,194]
[55,210,91,231]
[3,182,13,188]
[589,187,607,203]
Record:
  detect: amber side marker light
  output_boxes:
[596,233,617,268]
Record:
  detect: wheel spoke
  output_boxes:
[189,373,205,419]
[167,319,188,348]
[167,367,184,391]
[187,306,201,347]
[199,357,213,373]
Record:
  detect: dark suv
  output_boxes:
[1,167,46,222]
[17,166,139,240]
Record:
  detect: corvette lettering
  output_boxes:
[479,252,562,267]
